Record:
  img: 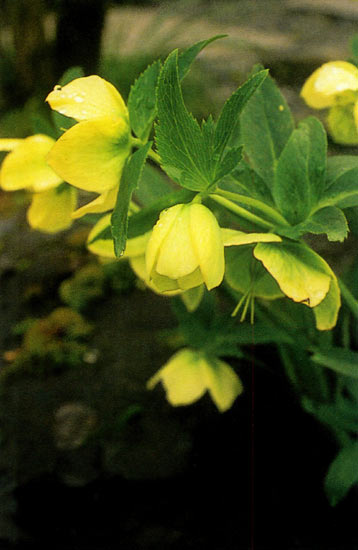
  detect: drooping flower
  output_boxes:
[301,61,358,144]
[46,76,132,198]
[0,135,76,233]
[147,347,243,412]
[146,202,225,293]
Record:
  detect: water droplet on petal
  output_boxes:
[54,85,62,91]
[74,96,84,103]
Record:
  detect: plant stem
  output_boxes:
[131,137,161,164]
[339,278,358,319]
[210,194,274,230]
[215,188,289,226]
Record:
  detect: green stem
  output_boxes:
[210,194,274,230]
[339,278,358,319]
[131,137,161,165]
[215,188,289,226]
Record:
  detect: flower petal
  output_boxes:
[301,61,358,109]
[46,75,128,122]
[0,139,23,151]
[204,357,243,412]
[327,103,358,145]
[72,186,118,219]
[147,348,207,406]
[27,185,77,233]
[0,135,62,192]
[47,117,131,192]
[189,204,224,290]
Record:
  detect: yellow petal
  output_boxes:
[130,256,182,296]
[253,242,331,307]
[189,204,224,290]
[204,357,243,412]
[46,75,128,122]
[87,213,115,258]
[156,204,199,279]
[0,134,62,192]
[222,228,282,246]
[0,139,23,151]
[145,203,184,277]
[301,61,358,109]
[147,348,207,406]
[72,186,118,219]
[27,185,77,233]
[47,117,131,192]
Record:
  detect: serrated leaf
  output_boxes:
[321,155,358,208]
[155,50,211,191]
[241,68,294,190]
[128,60,162,141]
[311,347,358,378]
[213,69,268,162]
[300,206,348,242]
[177,35,227,81]
[51,66,85,136]
[273,117,327,225]
[111,142,151,257]
[214,146,243,183]
[325,442,358,506]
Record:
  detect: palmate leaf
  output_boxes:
[273,117,327,225]
[128,61,162,141]
[240,67,294,190]
[299,206,348,242]
[128,36,225,142]
[111,142,151,257]
[156,51,267,191]
[155,50,212,191]
[321,155,358,208]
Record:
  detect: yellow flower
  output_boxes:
[46,75,131,194]
[0,135,76,233]
[146,202,225,293]
[147,348,243,412]
[301,61,358,144]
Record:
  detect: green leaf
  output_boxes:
[155,50,211,191]
[240,68,294,190]
[224,160,274,205]
[253,241,332,308]
[134,163,173,205]
[311,347,358,378]
[325,442,358,506]
[177,35,227,81]
[111,142,151,257]
[225,246,284,300]
[214,146,243,183]
[299,206,348,242]
[128,60,162,141]
[322,155,358,208]
[213,70,268,163]
[51,66,85,136]
[273,117,327,225]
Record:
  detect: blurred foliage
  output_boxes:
[0,308,93,385]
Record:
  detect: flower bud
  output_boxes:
[301,61,358,109]
[146,203,224,292]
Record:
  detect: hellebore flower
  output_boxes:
[147,347,243,412]
[46,76,131,195]
[146,202,225,293]
[301,61,358,144]
[0,135,76,233]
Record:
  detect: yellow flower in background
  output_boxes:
[301,61,358,144]
[147,347,243,412]
[46,76,131,194]
[0,135,76,233]
[146,202,225,293]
